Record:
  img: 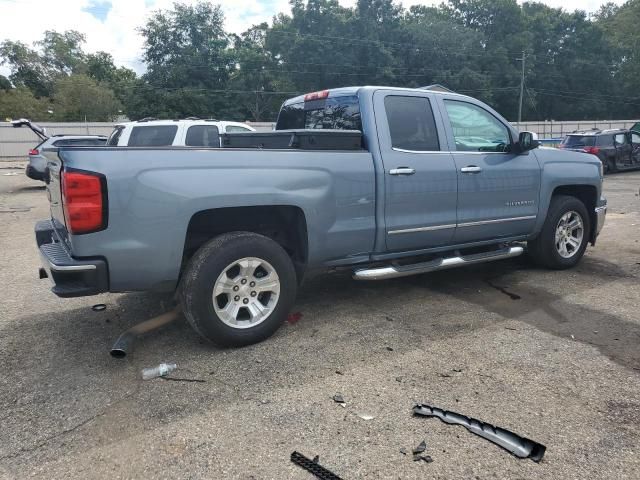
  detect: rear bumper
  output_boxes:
[35,220,109,298]
[25,165,44,181]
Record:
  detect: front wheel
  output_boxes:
[528,195,591,269]
[180,232,297,347]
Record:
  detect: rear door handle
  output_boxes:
[389,167,416,176]
[460,165,482,174]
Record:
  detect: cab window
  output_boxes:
[128,125,178,146]
[444,100,511,152]
[225,125,252,133]
[185,125,220,147]
[384,96,439,151]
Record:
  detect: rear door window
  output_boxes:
[384,96,440,151]
[185,125,220,147]
[614,133,629,146]
[276,95,361,131]
[128,125,178,146]
[596,135,613,147]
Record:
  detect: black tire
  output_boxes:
[528,195,591,270]
[180,232,297,347]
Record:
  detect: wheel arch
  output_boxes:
[181,205,308,282]
[551,185,598,244]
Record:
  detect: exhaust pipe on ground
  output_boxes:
[110,307,180,358]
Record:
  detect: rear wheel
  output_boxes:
[528,195,590,269]
[180,232,297,347]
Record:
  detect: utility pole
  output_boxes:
[516,51,526,124]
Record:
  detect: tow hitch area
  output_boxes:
[413,404,546,462]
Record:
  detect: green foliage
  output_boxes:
[129,1,236,119]
[0,87,50,120]
[0,75,11,90]
[52,74,122,121]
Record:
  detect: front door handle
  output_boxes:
[460,165,482,174]
[389,167,416,176]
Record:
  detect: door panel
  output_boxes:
[374,91,458,252]
[614,132,632,167]
[630,132,640,165]
[440,99,540,244]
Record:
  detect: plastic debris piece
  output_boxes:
[356,412,374,420]
[291,451,342,480]
[92,304,107,312]
[332,394,345,404]
[141,363,177,380]
[386,346,394,351]
[414,454,433,463]
[412,440,427,454]
[413,404,546,462]
[287,312,303,324]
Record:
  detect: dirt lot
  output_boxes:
[1,165,639,479]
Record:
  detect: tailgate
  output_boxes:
[42,149,69,243]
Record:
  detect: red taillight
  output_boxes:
[62,170,106,234]
[29,149,39,155]
[583,146,600,155]
[304,89,329,101]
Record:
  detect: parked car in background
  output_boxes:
[106,119,256,147]
[559,128,640,173]
[11,119,107,181]
[25,136,107,180]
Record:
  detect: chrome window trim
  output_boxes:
[391,147,511,155]
[391,147,449,154]
[388,215,536,235]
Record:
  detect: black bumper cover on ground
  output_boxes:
[36,220,109,298]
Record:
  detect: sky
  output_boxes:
[0,0,627,78]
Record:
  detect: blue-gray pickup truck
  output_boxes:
[36,86,607,346]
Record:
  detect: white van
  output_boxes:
[106,119,256,147]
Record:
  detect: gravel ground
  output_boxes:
[0,165,639,479]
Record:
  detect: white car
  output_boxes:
[106,119,256,147]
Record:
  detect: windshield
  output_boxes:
[561,135,596,148]
[276,95,361,131]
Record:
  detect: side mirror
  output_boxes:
[516,131,539,153]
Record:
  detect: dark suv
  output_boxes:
[559,128,640,173]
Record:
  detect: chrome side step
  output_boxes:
[353,246,524,281]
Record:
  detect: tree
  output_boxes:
[228,24,295,121]
[133,1,236,119]
[0,40,53,97]
[0,87,50,120]
[52,74,122,121]
[36,30,87,75]
[0,75,11,90]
